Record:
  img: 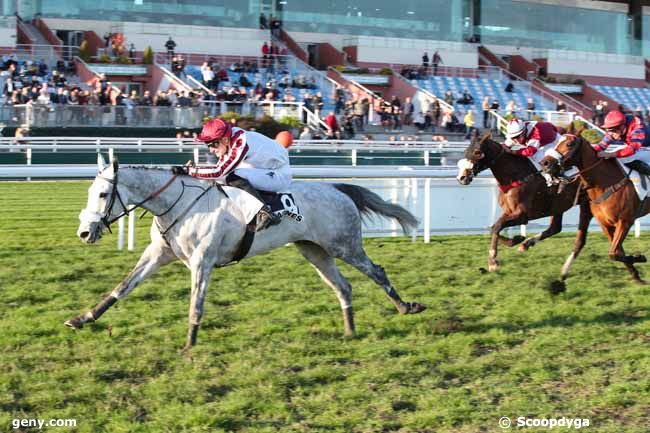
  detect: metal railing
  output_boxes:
[0,101,318,128]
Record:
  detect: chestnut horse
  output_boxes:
[541,134,650,283]
[458,133,592,287]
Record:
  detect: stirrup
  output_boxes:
[255,206,281,232]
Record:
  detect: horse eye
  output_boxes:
[99,192,108,198]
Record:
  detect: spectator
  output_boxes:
[526,98,536,120]
[128,43,135,60]
[489,99,500,129]
[505,99,516,115]
[2,77,14,97]
[504,80,514,93]
[457,89,474,106]
[299,126,312,140]
[261,42,270,68]
[422,52,429,71]
[481,96,490,129]
[413,110,426,132]
[443,90,454,107]
[432,50,442,76]
[326,111,340,139]
[390,95,402,130]
[165,36,176,59]
[464,109,476,139]
[556,100,566,112]
[259,12,268,29]
[200,61,214,88]
[402,96,414,126]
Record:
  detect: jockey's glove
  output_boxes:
[171,165,189,175]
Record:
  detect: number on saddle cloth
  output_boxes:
[258,191,303,222]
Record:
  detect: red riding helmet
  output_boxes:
[602,110,626,130]
[197,118,232,144]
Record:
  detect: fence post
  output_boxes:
[194,147,200,164]
[117,216,125,250]
[424,150,430,166]
[26,148,31,181]
[635,220,641,238]
[424,178,431,243]
[128,209,135,251]
[351,149,357,166]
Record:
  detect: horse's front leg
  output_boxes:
[65,240,176,329]
[182,257,216,352]
[608,220,646,283]
[519,214,563,252]
[488,210,526,272]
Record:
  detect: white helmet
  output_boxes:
[505,119,526,139]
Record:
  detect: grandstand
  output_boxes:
[593,85,650,112]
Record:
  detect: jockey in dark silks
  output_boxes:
[594,110,650,175]
[173,118,289,231]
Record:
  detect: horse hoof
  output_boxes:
[548,280,566,295]
[518,243,528,252]
[512,235,525,246]
[407,302,426,314]
[635,255,647,263]
[478,267,488,274]
[64,318,83,330]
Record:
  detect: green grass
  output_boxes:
[1,181,649,433]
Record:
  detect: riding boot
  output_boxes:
[625,160,650,176]
[226,173,281,232]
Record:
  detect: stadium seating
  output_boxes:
[415,75,555,113]
[593,85,650,111]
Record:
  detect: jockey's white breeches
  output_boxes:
[618,148,650,165]
[234,164,292,192]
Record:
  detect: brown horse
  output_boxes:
[458,133,592,286]
[541,133,650,283]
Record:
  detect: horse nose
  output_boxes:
[459,175,466,182]
[79,231,90,240]
[540,159,549,167]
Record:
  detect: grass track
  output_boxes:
[1,181,649,433]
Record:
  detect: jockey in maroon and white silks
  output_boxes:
[172,118,290,231]
[187,120,292,191]
[504,119,561,165]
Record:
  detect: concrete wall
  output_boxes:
[44,18,268,57]
[547,58,645,80]
[0,26,16,47]
[355,46,477,69]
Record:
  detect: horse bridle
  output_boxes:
[96,171,180,233]
[546,135,604,182]
[469,141,506,176]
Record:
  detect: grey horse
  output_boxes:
[67,157,426,351]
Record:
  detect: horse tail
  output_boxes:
[333,183,418,234]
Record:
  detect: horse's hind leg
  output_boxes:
[295,241,355,336]
[337,245,425,315]
[519,214,563,252]
[65,239,176,329]
[560,202,592,281]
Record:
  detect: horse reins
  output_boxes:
[97,172,179,232]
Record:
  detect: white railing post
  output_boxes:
[351,149,357,166]
[520,225,526,237]
[424,150,430,166]
[117,216,125,250]
[194,147,200,164]
[108,147,114,161]
[635,220,641,238]
[424,178,431,243]
[26,148,31,182]
[127,209,135,251]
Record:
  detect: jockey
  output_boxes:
[504,118,560,165]
[593,110,650,175]
[172,118,291,231]
[504,118,562,184]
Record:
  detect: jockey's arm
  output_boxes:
[188,139,249,180]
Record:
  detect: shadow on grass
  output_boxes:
[443,308,650,335]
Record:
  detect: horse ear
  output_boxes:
[97,153,107,172]
[111,157,119,173]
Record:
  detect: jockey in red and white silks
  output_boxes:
[172,118,291,231]
[593,110,650,175]
[187,119,292,191]
[504,119,561,166]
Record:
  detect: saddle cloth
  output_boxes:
[617,160,650,201]
[222,186,303,224]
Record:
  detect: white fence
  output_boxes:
[2,165,649,251]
